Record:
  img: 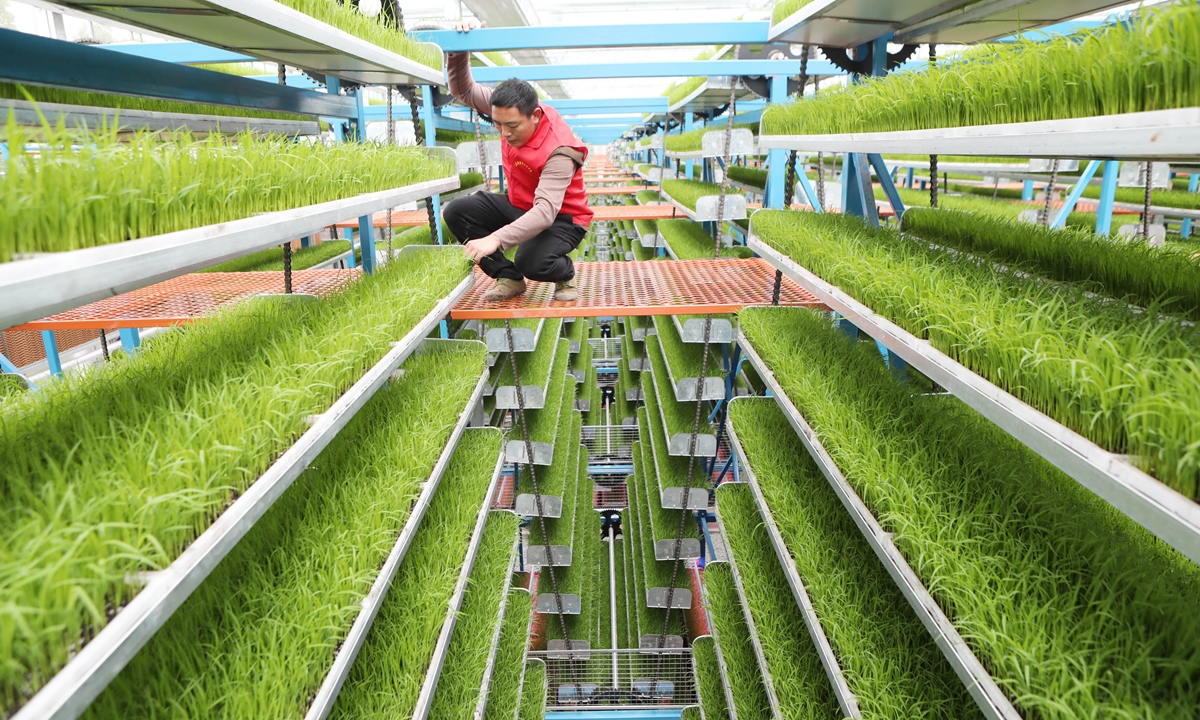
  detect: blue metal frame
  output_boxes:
[765,75,788,209]
[421,85,445,245]
[471,59,839,82]
[99,41,254,64]
[41,331,63,378]
[417,22,769,51]
[119,328,141,354]
[842,153,879,224]
[0,28,356,118]
[549,97,671,114]
[357,215,376,274]
[1051,160,1103,229]
[1093,161,1121,236]
[1182,173,1199,239]
[867,153,906,220]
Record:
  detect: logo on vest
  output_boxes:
[513,160,535,174]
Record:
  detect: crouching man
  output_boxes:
[442,19,592,302]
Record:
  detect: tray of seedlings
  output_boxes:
[749,207,1200,566]
[740,306,1200,720]
[491,320,564,410]
[524,383,581,563]
[1,251,474,720]
[643,335,718,458]
[651,316,727,403]
[727,398,982,720]
[71,340,492,720]
[659,180,748,224]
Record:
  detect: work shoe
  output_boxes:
[554,278,579,302]
[483,278,527,302]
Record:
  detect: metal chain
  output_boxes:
[385,86,394,261]
[283,242,293,294]
[928,44,938,209]
[474,112,491,191]
[409,90,440,242]
[816,151,826,207]
[1040,159,1061,227]
[503,320,579,675]
[99,330,109,361]
[277,63,286,85]
[783,150,797,208]
[1142,162,1153,240]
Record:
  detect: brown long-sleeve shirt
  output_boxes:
[446,51,583,249]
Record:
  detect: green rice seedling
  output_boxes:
[634,405,701,540]
[1079,183,1200,211]
[537,424,590,643]
[762,3,1200,135]
[667,77,707,107]
[637,189,662,205]
[83,343,487,719]
[901,207,1200,319]
[527,384,579,541]
[664,124,757,153]
[0,375,28,403]
[652,315,720,383]
[0,82,309,121]
[661,179,723,212]
[702,564,772,720]
[729,399,980,720]
[0,120,454,262]
[518,660,546,720]
[874,186,1027,221]
[629,431,687,637]
[426,515,521,718]
[643,335,714,445]
[268,0,440,68]
[481,589,534,720]
[693,636,731,720]
[1062,210,1143,234]
[459,171,485,189]
[199,240,352,272]
[657,220,752,260]
[510,338,571,459]
[741,306,1200,719]
[771,0,818,23]
[0,251,470,710]
[331,429,505,719]
[753,210,1200,497]
[717,483,840,720]
[621,465,654,641]
[726,165,767,189]
[947,183,1030,201]
[393,220,454,247]
[492,321,565,418]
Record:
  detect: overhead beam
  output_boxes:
[0,29,357,118]
[546,97,670,114]
[472,60,841,82]
[100,41,255,65]
[415,22,771,51]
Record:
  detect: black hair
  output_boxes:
[490,78,539,117]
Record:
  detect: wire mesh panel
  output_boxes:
[530,648,698,711]
[581,426,640,457]
[589,337,624,366]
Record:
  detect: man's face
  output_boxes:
[492,105,542,148]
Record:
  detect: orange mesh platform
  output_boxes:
[334,210,429,229]
[586,186,657,195]
[452,259,821,320]
[590,204,685,221]
[586,176,639,182]
[12,270,359,330]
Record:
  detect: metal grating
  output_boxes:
[333,210,431,229]
[11,271,359,330]
[589,337,624,365]
[590,205,686,221]
[581,425,640,456]
[452,260,821,320]
[586,186,658,195]
[531,648,698,711]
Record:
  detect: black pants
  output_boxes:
[443,191,586,282]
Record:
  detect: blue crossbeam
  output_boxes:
[547,98,670,114]
[415,22,769,51]
[0,29,355,118]
[99,41,255,64]
[472,60,840,82]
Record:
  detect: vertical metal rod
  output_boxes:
[283,242,293,293]
[1040,159,1061,227]
[99,329,110,361]
[1142,162,1153,240]
[41,330,62,378]
[609,523,619,688]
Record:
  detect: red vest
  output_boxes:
[502,104,593,227]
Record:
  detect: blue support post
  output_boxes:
[0,351,21,376]
[41,332,63,378]
[683,111,694,180]
[420,86,445,244]
[1022,179,1035,201]
[326,77,344,142]
[1183,173,1199,239]
[119,327,141,353]
[1093,161,1121,236]
[905,166,915,189]
[870,35,889,77]
[353,87,367,142]
[300,235,311,248]
[765,75,788,209]
[874,339,908,382]
[843,153,879,225]
[867,153,905,220]
[834,315,859,341]
[358,215,376,273]
[1051,160,1103,229]
[439,320,449,339]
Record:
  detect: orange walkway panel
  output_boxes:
[11,270,359,331]
[333,210,429,229]
[452,259,821,320]
[586,186,657,195]
[591,204,685,221]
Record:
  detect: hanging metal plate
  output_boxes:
[514,493,563,518]
[674,377,726,403]
[526,545,572,567]
[547,639,592,660]
[639,634,685,652]
[668,433,717,458]
[626,388,645,402]
[694,194,748,222]
[505,441,554,466]
[536,594,582,615]
[677,317,734,343]
[456,139,503,171]
[702,128,756,158]
[661,487,709,511]
[654,538,703,561]
[646,588,693,609]
[570,369,586,384]
[494,385,546,410]
[569,341,582,354]
[627,357,650,372]
[485,325,538,353]
[575,399,592,413]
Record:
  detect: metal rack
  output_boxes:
[658,184,749,223]
[0,97,320,135]
[724,417,861,719]
[305,379,497,720]
[651,317,726,404]
[0,172,459,331]
[11,280,475,720]
[738,330,1032,720]
[747,234,1200,568]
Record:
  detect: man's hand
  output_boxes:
[463,236,502,263]
[453,18,484,32]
